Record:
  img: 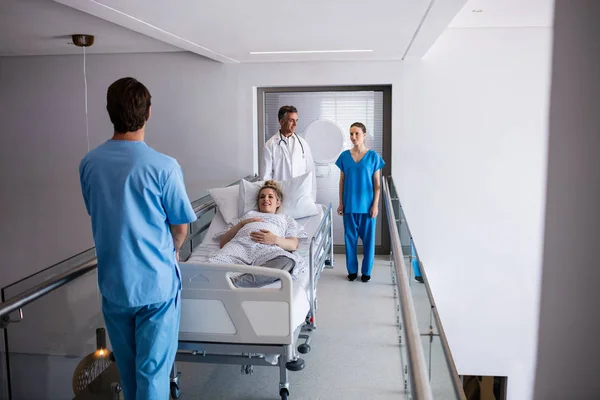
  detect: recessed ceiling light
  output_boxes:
[250,49,373,55]
[472,9,483,13]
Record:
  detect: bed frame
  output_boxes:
[169,198,334,400]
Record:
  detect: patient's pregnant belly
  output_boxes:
[239,222,275,238]
[238,218,285,238]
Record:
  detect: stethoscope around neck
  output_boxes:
[278,132,305,159]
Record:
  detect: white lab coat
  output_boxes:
[261,131,317,200]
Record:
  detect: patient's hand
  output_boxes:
[250,229,278,245]
[220,217,263,248]
[240,217,262,226]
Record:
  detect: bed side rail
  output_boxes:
[306,203,333,330]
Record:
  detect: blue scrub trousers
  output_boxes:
[102,293,180,400]
[343,213,377,276]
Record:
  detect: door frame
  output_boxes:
[257,85,392,255]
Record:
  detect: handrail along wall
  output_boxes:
[383,177,434,400]
[387,177,465,400]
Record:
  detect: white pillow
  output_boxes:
[203,209,227,243]
[208,185,239,225]
[238,172,319,219]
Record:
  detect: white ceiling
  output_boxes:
[57,0,451,62]
[0,0,180,56]
[50,0,467,63]
[1,0,554,62]
[449,0,554,28]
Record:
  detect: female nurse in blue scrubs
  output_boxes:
[335,122,385,282]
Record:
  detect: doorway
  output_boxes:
[257,86,392,254]
[462,375,508,400]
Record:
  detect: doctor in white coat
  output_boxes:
[261,105,317,200]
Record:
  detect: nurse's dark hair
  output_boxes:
[258,180,284,204]
[350,122,367,133]
[106,77,152,134]
[278,105,298,121]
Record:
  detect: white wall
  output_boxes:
[534,1,600,398]
[0,52,242,287]
[399,28,552,400]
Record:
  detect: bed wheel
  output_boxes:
[298,343,311,354]
[325,259,331,266]
[285,358,305,372]
[170,382,180,399]
[280,388,289,399]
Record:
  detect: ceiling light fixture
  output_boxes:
[71,34,95,152]
[250,49,373,55]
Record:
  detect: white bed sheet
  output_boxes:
[186,242,308,289]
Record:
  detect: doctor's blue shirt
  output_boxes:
[335,149,385,214]
[79,140,197,307]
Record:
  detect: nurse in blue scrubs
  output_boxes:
[79,78,197,400]
[335,122,385,282]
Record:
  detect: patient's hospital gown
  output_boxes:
[210,211,307,272]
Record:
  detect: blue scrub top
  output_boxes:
[335,149,385,214]
[79,140,197,307]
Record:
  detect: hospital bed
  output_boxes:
[170,187,334,400]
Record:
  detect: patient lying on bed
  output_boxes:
[209,180,306,288]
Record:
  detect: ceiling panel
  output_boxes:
[0,0,181,56]
[53,0,463,63]
[2,0,478,62]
